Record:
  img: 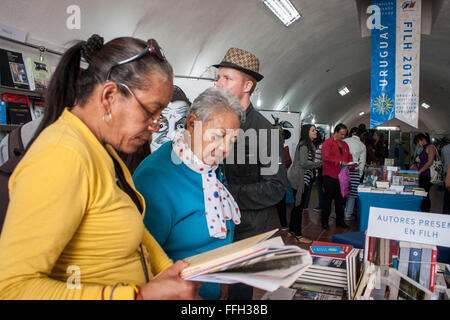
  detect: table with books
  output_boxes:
[357,166,424,232]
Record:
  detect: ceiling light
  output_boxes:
[421,102,430,109]
[376,126,400,131]
[359,111,365,116]
[311,118,316,124]
[338,86,350,96]
[263,0,302,27]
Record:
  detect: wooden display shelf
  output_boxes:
[0,85,44,98]
[0,124,21,132]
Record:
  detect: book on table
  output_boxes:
[181,229,312,292]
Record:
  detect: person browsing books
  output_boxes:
[321,123,357,230]
[133,87,244,300]
[414,133,437,212]
[287,124,322,243]
[0,34,200,300]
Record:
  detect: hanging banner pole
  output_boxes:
[369,0,421,129]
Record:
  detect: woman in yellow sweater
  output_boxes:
[0,34,200,300]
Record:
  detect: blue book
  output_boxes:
[0,101,7,124]
[407,247,422,283]
[310,246,344,255]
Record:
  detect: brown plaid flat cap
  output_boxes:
[213,47,264,81]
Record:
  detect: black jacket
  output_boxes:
[224,104,288,239]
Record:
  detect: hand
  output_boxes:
[140,260,203,300]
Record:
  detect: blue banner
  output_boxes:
[370,0,397,128]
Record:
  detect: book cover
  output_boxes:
[6,101,32,125]
[293,289,344,300]
[291,281,345,296]
[0,48,30,89]
[309,241,353,259]
[407,247,422,283]
[363,165,383,186]
[397,244,410,276]
[26,58,51,91]
[419,247,432,290]
[310,256,347,272]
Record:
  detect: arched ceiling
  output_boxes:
[1,0,449,133]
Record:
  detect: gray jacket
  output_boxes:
[287,142,322,206]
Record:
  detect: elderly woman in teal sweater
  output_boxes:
[133,87,245,300]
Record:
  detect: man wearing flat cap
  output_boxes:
[215,48,287,235]
[214,48,288,299]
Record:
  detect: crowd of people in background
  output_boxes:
[278,121,450,243]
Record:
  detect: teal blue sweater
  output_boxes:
[133,141,235,300]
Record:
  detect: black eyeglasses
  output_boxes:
[117,82,167,129]
[105,39,166,82]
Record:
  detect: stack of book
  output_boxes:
[398,170,420,190]
[295,241,363,299]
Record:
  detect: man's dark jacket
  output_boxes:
[224,103,288,241]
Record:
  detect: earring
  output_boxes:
[103,111,112,123]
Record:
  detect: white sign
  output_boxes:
[394,0,421,128]
[367,207,450,247]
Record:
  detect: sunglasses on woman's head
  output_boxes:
[105,39,166,82]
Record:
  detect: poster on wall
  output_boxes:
[151,77,214,152]
[259,110,301,164]
[369,0,421,129]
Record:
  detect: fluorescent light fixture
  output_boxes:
[421,102,430,109]
[376,126,400,131]
[338,86,350,96]
[263,0,301,27]
[359,111,365,116]
[311,117,316,124]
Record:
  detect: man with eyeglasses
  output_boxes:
[214,48,288,300]
[321,123,357,230]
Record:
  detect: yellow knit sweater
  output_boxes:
[0,109,172,299]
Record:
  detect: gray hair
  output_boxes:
[188,87,245,125]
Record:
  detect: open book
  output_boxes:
[181,229,312,292]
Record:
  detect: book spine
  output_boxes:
[419,248,432,290]
[429,248,437,292]
[407,247,422,283]
[390,240,399,269]
[368,237,375,262]
[398,246,410,276]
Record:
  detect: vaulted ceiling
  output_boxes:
[1,0,449,133]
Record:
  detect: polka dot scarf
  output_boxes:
[172,130,241,239]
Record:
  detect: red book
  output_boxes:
[429,248,437,292]
[368,237,376,262]
[309,241,354,260]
